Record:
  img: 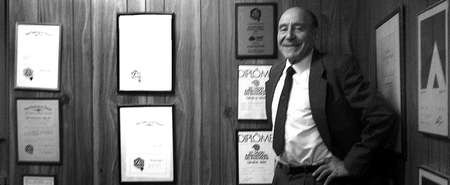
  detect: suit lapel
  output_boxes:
[309,51,332,147]
[266,61,285,126]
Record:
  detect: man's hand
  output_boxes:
[312,157,349,185]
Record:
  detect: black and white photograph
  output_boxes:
[1,1,450,185]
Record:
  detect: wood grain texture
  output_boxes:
[7,1,39,185]
[165,0,202,184]
[127,0,145,12]
[9,0,446,185]
[72,0,94,184]
[200,0,220,183]
[0,0,8,180]
[146,0,165,12]
[218,0,236,184]
[92,1,126,185]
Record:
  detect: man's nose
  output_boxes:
[286,28,294,40]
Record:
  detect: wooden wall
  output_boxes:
[354,0,450,185]
[0,0,8,183]
[6,0,434,185]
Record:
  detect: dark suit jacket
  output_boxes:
[266,51,397,180]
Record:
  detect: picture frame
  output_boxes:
[14,23,61,91]
[374,7,407,157]
[419,166,449,185]
[118,105,175,182]
[417,0,449,137]
[22,175,57,185]
[235,3,277,59]
[117,13,175,93]
[16,98,61,164]
[238,65,271,121]
[235,129,276,185]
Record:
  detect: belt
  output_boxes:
[276,162,321,174]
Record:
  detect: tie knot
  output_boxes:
[286,66,296,76]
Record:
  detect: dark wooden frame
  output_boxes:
[237,64,271,121]
[374,7,407,159]
[118,104,176,183]
[117,13,175,93]
[235,3,277,59]
[235,129,274,185]
[15,98,62,165]
[417,0,449,138]
[22,174,57,185]
[418,166,449,185]
[14,23,62,92]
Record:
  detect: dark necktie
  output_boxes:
[273,66,296,156]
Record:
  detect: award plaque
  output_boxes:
[238,65,271,120]
[117,13,174,92]
[16,99,61,164]
[235,3,277,59]
[23,175,56,185]
[15,23,61,91]
[119,105,174,182]
[236,130,276,184]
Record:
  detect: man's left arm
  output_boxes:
[337,56,397,176]
[313,56,397,184]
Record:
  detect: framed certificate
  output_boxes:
[117,13,174,92]
[238,65,271,120]
[236,130,276,184]
[419,166,449,185]
[417,0,449,137]
[15,23,61,91]
[16,98,61,164]
[119,105,175,182]
[22,175,56,185]
[235,3,277,59]
[375,7,406,156]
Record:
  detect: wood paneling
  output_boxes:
[8,1,38,185]
[0,0,8,181]
[71,0,94,184]
[201,0,220,183]
[92,0,126,184]
[146,0,165,12]
[5,0,415,185]
[6,0,95,184]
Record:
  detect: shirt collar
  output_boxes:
[284,49,313,75]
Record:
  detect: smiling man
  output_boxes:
[266,7,397,185]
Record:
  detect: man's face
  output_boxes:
[277,8,316,63]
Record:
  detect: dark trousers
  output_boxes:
[272,163,391,185]
[272,164,325,185]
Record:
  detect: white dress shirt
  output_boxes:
[272,51,332,166]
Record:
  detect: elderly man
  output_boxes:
[266,7,397,185]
